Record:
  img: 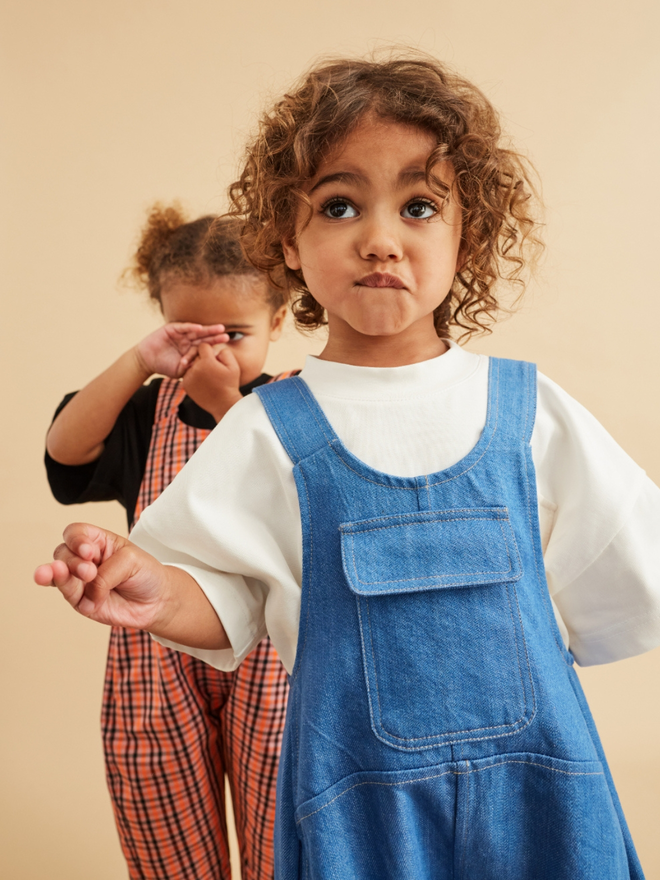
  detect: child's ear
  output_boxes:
[269,305,288,341]
[281,238,301,271]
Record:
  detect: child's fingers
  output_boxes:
[180,346,213,382]
[214,346,240,373]
[191,344,240,380]
[33,559,87,609]
[76,546,141,616]
[36,546,134,619]
[53,542,99,583]
[34,526,114,613]
[168,322,223,333]
[34,525,159,625]
[198,330,230,345]
[199,342,222,360]
[34,539,99,587]
[61,522,119,565]
[168,323,229,343]
[34,562,62,586]
[187,343,227,371]
[179,347,200,372]
[180,339,227,373]
[184,334,230,359]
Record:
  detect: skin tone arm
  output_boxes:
[34,523,230,650]
[46,323,229,465]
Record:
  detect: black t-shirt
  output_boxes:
[45,374,272,529]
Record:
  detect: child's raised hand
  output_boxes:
[135,323,229,379]
[181,342,244,422]
[34,524,173,631]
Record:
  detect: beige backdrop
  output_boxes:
[2,0,659,877]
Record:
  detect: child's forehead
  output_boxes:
[160,274,268,309]
[309,116,450,188]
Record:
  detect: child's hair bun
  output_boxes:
[125,202,288,312]
[127,202,193,301]
[202,217,289,312]
[202,216,254,276]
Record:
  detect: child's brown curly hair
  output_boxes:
[228,51,543,339]
[125,202,286,311]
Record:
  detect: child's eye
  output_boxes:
[227,331,245,342]
[401,199,437,220]
[321,198,358,219]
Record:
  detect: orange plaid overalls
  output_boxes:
[101,376,292,880]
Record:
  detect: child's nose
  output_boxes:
[358,214,403,262]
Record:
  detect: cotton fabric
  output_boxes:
[132,343,660,673]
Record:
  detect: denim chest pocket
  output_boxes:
[340,509,535,750]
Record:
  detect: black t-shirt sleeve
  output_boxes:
[44,379,163,528]
[44,372,274,529]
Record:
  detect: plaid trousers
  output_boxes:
[101,376,292,879]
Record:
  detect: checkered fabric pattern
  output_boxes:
[102,375,295,880]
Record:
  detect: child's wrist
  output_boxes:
[208,390,243,422]
[147,565,228,650]
[131,344,155,381]
[143,561,184,638]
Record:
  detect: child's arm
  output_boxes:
[34,523,229,650]
[46,323,228,465]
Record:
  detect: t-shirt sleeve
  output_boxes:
[533,373,660,665]
[44,380,161,526]
[551,480,660,665]
[130,393,302,673]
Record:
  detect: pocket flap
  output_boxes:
[340,508,522,595]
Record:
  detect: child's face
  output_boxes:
[282,116,463,363]
[160,276,286,385]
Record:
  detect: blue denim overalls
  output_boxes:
[255,358,644,880]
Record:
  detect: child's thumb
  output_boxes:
[77,543,144,617]
[215,346,239,371]
[198,342,220,361]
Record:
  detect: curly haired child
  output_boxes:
[37,54,659,879]
[45,206,293,880]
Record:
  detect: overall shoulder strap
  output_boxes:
[155,377,186,421]
[489,357,537,445]
[254,376,338,465]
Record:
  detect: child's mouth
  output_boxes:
[357,273,405,289]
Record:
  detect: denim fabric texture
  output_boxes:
[255,358,644,880]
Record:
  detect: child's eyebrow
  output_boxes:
[309,171,362,193]
[224,324,254,330]
[309,168,430,194]
[399,169,428,186]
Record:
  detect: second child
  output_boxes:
[45,207,292,880]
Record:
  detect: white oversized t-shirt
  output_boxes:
[131,343,660,674]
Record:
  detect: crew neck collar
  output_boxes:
[299,341,484,400]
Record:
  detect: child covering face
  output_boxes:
[37,56,659,878]
[45,208,292,880]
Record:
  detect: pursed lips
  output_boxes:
[357,273,406,289]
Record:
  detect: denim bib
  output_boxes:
[255,358,643,880]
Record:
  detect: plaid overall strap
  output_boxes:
[133,378,206,521]
[102,375,291,880]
